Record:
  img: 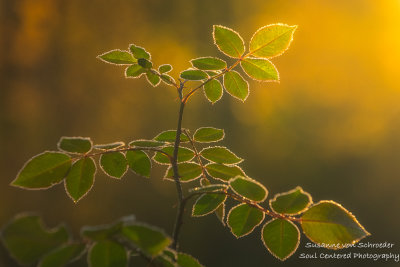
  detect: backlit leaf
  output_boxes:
[146,71,161,87]
[180,69,208,81]
[192,193,227,217]
[241,58,279,81]
[125,64,146,78]
[154,130,189,143]
[12,152,71,189]
[65,157,96,202]
[249,24,297,58]
[177,253,204,267]
[153,146,194,164]
[262,219,300,261]
[121,224,171,257]
[38,243,86,267]
[81,221,123,242]
[301,201,370,249]
[270,186,312,215]
[88,240,127,267]
[1,214,70,266]
[94,142,125,150]
[165,162,202,182]
[138,58,153,69]
[159,64,172,73]
[200,146,242,164]
[126,150,151,178]
[203,79,223,104]
[223,71,249,101]
[161,74,176,85]
[191,57,227,70]
[129,139,166,148]
[229,176,268,202]
[98,50,137,65]
[129,44,151,60]
[205,163,245,182]
[227,204,265,238]
[193,127,224,143]
[213,25,245,58]
[100,152,128,179]
[215,203,226,226]
[58,137,92,154]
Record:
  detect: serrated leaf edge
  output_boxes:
[199,146,243,165]
[152,146,195,165]
[300,200,371,250]
[229,176,268,203]
[269,186,313,215]
[212,25,245,58]
[11,151,72,190]
[146,71,161,87]
[223,70,250,102]
[193,127,225,143]
[204,163,245,183]
[261,218,300,261]
[202,79,224,104]
[190,56,227,70]
[97,49,136,65]
[126,150,152,178]
[57,136,93,155]
[128,139,166,148]
[180,68,208,81]
[64,157,97,203]
[191,193,227,217]
[163,162,202,183]
[227,203,265,238]
[129,44,151,60]
[153,129,190,143]
[249,24,297,59]
[99,152,128,179]
[240,57,280,82]
[124,65,146,79]
[94,141,125,151]
[158,64,173,73]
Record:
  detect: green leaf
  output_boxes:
[94,141,125,150]
[165,162,202,182]
[191,57,227,70]
[129,139,166,148]
[227,204,265,238]
[301,201,370,249]
[125,64,146,78]
[153,255,176,267]
[154,130,189,143]
[1,214,70,265]
[177,253,204,267]
[249,24,297,58]
[38,243,86,267]
[189,184,228,193]
[215,203,226,226]
[81,221,124,241]
[159,64,172,73]
[100,152,128,179]
[229,176,268,202]
[161,74,176,85]
[65,157,96,202]
[58,136,92,154]
[270,186,312,215]
[88,240,127,267]
[138,58,153,69]
[262,219,300,261]
[223,71,249,101]
[153,146,195,165]
[194,127,224,143]
[192,193,227,217]
[129,44,151,60]
[12,152,71,189]
[241,58,279,81]
[200,146,242,164]
[213,25,245,58]
[146,71,161,87]
[206,71,219,76]
[98,50,137,65]
[126,150,151,178]
[205,163,245,182]
[121,224,172,257]
[203,79,223,104]
[180,69,208,80]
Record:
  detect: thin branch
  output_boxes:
[182,129,209,182]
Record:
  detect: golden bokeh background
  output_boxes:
[1,0,400,266]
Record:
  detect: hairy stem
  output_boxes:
[171,99,186,250]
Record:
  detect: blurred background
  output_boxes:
[1,0,400,266]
